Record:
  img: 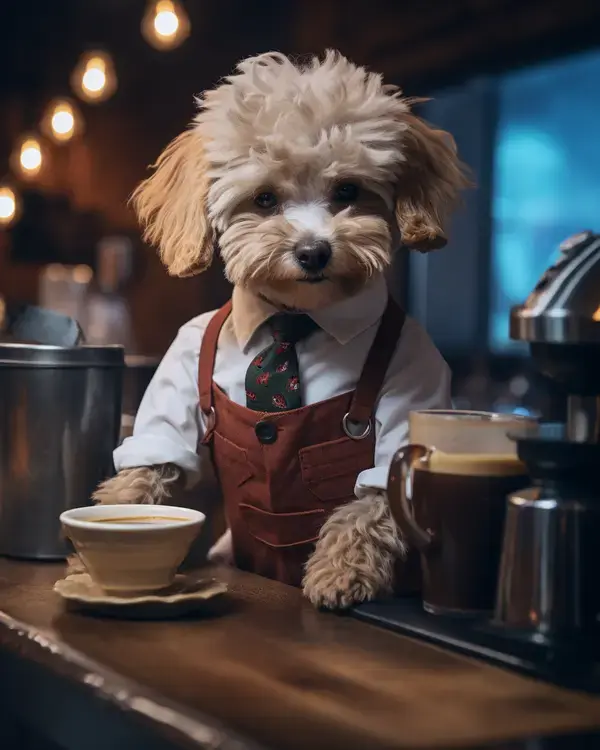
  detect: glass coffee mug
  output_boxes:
[388,410,532,616]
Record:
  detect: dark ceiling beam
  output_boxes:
[367,0,600,89]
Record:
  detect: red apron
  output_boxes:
[199,297,417,589]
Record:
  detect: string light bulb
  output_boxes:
[142,1,190,51]
[12,135,44,179]
[0,185,19,227]
[42,98,83,143]
[71,50,117,104]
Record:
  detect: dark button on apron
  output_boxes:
[255,420,277,444]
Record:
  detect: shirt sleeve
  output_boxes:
[354,316,452,498]
[113,317,209,488]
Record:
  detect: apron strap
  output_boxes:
[198,296,404,437]
[346,298,406,427]
[198,299,232,437]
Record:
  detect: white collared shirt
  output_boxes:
[114,275,452,496]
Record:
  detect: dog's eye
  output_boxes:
[333,183,359,203]
[254,191,278,210]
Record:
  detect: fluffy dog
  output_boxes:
[87,51,468,609]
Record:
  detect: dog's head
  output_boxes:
[133,51,470,310]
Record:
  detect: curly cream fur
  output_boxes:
[302,492,406,609]
[394,118,468,250]
[92,464,183,505]
[101,50,465,607]
[132,50,469,292]
[131,130,214,277]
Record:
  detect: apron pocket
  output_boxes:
[239,503,326,548]
[299,436,374,502]
[213,432,254,487]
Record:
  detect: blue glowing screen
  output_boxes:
[490,49,600,350]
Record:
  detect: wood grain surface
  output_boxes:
[1,559,600,750]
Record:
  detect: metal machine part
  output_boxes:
[510,231,600,346]
[511,231,600,442]
[496,231,600,637]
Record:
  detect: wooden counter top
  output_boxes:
[1,558,600,750]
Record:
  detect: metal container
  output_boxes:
[494,425,600,639]
[0,343,124,559]
[494,480,600,638]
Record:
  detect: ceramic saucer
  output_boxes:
[54,573,228,620]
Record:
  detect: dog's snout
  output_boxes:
[294,240,332,273]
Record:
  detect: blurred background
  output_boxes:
[1,0,600,417]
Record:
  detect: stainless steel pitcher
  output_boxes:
[493,424,600,638]
[0,343,124,559]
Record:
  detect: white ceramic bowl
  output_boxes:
[60,504,205,595]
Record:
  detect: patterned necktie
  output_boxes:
[245,313,318,412]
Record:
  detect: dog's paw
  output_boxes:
[303,555,380,610]
[302,493,400,610]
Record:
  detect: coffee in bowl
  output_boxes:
[89,516,190,525]
[60,504,205,595]
[388,410,533,615]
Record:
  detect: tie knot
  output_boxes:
[268,313,317,344]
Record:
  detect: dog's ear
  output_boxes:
[131,128,214,277]
[394,113,471,252]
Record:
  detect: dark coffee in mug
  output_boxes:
[388,410,534,616]
[411,455,528,614]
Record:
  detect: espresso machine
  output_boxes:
[354,231,600,691]
[494,230,600,642]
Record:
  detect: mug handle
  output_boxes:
[387,444,434,553]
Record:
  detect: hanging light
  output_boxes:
[41,98,83,143]
[71,50,117,104]
[12,135,44,179]
[142,1,190,51]
[0,184,20,227]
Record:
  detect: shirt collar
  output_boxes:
[231,274,388,352]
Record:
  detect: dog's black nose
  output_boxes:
[294,240,332,273]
